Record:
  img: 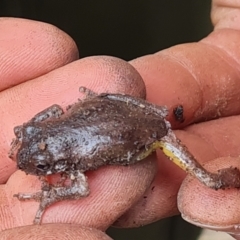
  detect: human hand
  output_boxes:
[128,0,240,239]
[1,0,240,238]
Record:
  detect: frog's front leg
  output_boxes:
[79,86,98,98]
[67,86,98,110]
[102,94,169,118]
[14,171,90,224]
[30,104,64,123]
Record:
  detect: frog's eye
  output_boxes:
[36,163,50,171]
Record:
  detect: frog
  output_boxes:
[9,86,240,224]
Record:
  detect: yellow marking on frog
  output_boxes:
[137,141,188,171]
[136,141,162,160]
[158,141,188,171]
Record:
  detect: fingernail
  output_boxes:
[182,214,240,236]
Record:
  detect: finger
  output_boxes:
[0,56,145,183]
[178,157,240,236]
[212,0,240,30]
[0,17,78,90]
[114,115,240,227]
[130,4,240,126]
[130,41,240,127]
[1,157,156,230]
[0,223,112,240]
[121,1,240,227]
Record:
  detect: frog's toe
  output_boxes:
[215,167,240,189]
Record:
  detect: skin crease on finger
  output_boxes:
[0,17,79,91]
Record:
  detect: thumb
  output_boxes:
[178,156,240,236]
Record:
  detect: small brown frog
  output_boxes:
[9,87,240,224]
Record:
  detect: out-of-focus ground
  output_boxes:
[198,229,233,240]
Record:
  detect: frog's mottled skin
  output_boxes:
[9,87,240,224]
[9,87,171,224]
[12,92,169,176]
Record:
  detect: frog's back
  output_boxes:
[64,95,169,169]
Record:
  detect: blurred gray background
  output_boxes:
[0,1,212,239]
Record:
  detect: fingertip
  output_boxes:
[178,157,240,228]
[67,55,146,98]
[0,17,79,90]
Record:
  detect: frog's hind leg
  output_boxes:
[103,94,169,118]
[159,130,240,190]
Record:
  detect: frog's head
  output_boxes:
[17,143,53,176]
[14,125,70,176]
